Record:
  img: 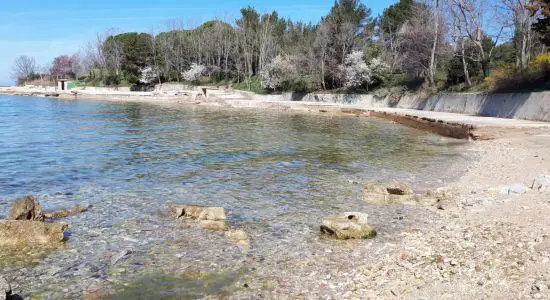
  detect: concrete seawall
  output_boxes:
[252,92,550,122]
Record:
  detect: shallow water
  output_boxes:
[0,95,468,298]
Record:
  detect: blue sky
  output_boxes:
[0,0,397,85]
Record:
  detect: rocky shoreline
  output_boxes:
[1,90,549,298]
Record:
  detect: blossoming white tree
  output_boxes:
[182,63,206,83]
[341,51,389,90]
[259,55,297,90]
[139,67,159,84]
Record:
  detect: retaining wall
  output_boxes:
[253,92,550,122]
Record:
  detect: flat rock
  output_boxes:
[9,195,45,221]
[199,220,229,231]
[0,220,68,247]
[363,182,430,204]
[320,212,376,240]
[169,205,226,221]
[45,205,91,220]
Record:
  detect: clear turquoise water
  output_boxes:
[0,95,467,298]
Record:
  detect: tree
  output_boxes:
[50,55,75,78]
[259,55,297,89]
[340,51,389,90]
[380,0,416,70]
[11,55,37,82]
[530,0,550,46]
[182,63,205,83]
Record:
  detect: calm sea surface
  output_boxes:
[0,95,468,298]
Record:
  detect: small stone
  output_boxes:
[111,250,132,266]
[169,205,226,221]
[226,229,249,247]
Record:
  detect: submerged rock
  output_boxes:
[226,229,249,247]
[169,205,226,221]
[45,205,91,220]
[9,195,45,221]
[199,220,229,231]
[0,276,11,300]
[320,212,376,240]
[0,221,68,246]
[363,182,438,205]
[170,205,228,231]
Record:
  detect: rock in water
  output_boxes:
[9,195,45,221]
[226,229,249,247]
[199,220,229,231]
[320,212,377,240]
[0,221,68,246]
[169,205,226,221]
[363,182,425,204]
[0,276,11,300]
[45,205,91,220]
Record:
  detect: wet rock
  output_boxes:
[0,220,68,246]
[45,205,91,220]
[199,220,229,231]
[0,276,11,300]
[320,212,376,240]
[169,205,226,221]
[363,182,431,205]
[226,229,249,246]
[9,195,45,221]
[532,175,550,192]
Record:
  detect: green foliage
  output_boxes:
[104,32,153,83]
[233,77,267,94]
[531,0,550,46]
[379,0,414,38]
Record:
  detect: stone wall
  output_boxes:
[253,92,550,122]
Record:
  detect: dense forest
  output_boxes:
[11,0,550,94]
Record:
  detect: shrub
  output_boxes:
[529,53,550,70]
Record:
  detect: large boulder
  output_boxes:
[0,221,68,247]
[320,212,377,240]
[169,205,226,221]
[9,195,45,221]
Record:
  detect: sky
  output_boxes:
[0,0,397,86]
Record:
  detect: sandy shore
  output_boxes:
[2,88,550,298]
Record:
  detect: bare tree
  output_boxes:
[500,0,536,70]
[449,0,504,77]
[11,55,37,82]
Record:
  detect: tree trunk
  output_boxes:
[429,0,440,87]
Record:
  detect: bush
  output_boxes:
[529,53,550,70]
[233,76,267,94]
[260,55,297,90]
[484,62,550,92]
